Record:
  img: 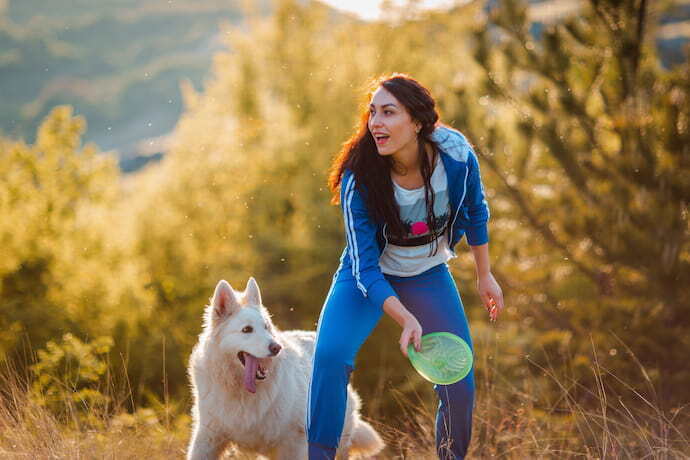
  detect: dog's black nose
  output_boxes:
[269,342,282,356]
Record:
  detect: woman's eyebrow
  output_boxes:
[369,103,397,109]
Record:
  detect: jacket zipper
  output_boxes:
[447,166,470,247]
[382,222,389,253]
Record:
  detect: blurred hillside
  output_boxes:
[1,0,689,172]
[0,0,273,171]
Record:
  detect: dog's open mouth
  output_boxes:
[237,351,267,393]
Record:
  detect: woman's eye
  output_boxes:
[242,326,253,333]
[384,110,392,115]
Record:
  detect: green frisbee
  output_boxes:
[407,332,473,385]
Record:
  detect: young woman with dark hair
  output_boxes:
[306,73,505,460]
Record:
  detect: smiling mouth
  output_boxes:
[374,134,390,145]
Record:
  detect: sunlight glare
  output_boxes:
[318,0,462,21]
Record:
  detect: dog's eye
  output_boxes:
[242,326,253,333]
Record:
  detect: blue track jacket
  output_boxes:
[337,125,491,310]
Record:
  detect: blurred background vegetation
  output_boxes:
[1,0,689,457]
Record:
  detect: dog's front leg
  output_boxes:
[275,440,308,460]
[187,422,228,460]
[334,445,351,460]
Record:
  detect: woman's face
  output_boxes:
[368,86,420,157]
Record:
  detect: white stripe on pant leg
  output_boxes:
[305,277,337,431]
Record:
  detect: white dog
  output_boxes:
[187,278,385,460]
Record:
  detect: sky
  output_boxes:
[318,0,462,21]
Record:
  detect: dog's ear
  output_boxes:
[211,280,241,318]
[244,277,262,308]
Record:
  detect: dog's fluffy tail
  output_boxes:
[349,419,385,458]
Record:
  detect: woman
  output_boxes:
[306,73,505,460]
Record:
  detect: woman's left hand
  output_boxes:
[477,272,504,322]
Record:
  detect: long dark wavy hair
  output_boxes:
[328,73,443,255]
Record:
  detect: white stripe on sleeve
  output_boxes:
[343,175,367,296]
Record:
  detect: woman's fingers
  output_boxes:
[400,317,423,357]
[488,298,497,322]
[478,274,506,323]
[408,329,418,352]
[493,289,505,318]
[400,327,423,357]
[483,294,494,314]
[488,294,506,322]
[480,291,491,311]
[496,291,505,311]
[400,330,410,358]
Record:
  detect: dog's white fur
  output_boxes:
[187,278,385,460]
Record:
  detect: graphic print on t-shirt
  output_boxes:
[387,191,450,247]
[386,154,451,247]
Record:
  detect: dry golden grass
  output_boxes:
[1,342,688,460]
[372,337,690,459]
[0,361,186,459]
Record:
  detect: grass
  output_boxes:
[0,357,187,459]
[0,341,687,459]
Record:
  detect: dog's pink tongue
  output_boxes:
[243,353,259,393]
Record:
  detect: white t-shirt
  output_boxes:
[379,156,456,277]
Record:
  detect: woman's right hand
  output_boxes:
[382,296,423,358]
[399,314,422,358]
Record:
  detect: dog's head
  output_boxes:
[205,277,283,393]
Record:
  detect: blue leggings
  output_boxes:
[306,262,475,459]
